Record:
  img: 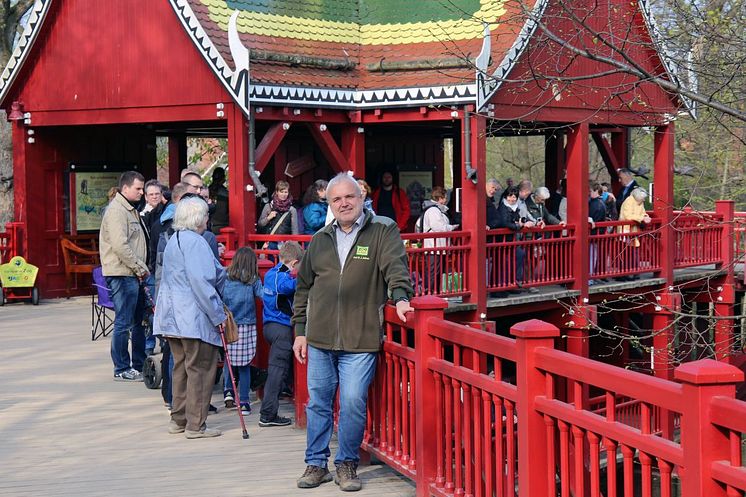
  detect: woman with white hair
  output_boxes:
[154,197,227,439]
[617,187,651,279]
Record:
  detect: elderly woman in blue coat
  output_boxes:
[154,197,227,439]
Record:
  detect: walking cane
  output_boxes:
[219,324,250,440]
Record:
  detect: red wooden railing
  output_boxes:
[735,212,746,264]
[672,210,725,268]
[351,298,746,497]
[362,304,418,479]
[589,219,662,279]
[486,224,576,292]
[216,202,739,298]
[0,222,24,263]
[402,231,471,298]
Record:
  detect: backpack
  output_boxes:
[414,205,440,233]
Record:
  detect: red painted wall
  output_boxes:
[8,0,229,118]
[6,0,233,297]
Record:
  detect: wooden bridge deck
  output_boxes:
[0,298,415,497]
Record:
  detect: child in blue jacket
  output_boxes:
[222,246,263,414]
[258,241,304,426]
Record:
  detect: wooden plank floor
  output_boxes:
[0,297,415,497]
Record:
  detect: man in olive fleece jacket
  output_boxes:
[292,173,413,491]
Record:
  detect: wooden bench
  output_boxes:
[60,235,100,297]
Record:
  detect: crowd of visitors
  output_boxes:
[98,165,649,489]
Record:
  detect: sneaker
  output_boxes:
[168,420,185,434]
[224,391,235,409]
[208,403,218,414]
[334,461,362,492]
[297,465,332,489]
[240,403,251,415]
[114,369,143,382]
[184,426,222,439]
[258,415,292,427]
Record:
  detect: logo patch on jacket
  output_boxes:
[353,245,369,260]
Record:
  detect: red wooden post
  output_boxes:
[675,359,744,497]
[11,120,27,252]
[714,200,736,362]
[511,318,560,497]
[654,123,675,284]
[341,125,366,178]
[651,291,681,438]
[460,109,487,315]
[566,123,589,293]
[544,130,564,193]
[167,134,186,186]
[610,128,630,193]
[227,104,253,246]
[412,295,448,497]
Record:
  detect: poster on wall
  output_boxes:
[399,169,434,217]
[73,172,120,231]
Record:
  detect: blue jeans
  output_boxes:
[305,346,377,468]
[106,276,146,374]
[223,363,251,407]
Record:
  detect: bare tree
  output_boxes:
[0,0,34,226]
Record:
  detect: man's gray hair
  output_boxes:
[327,172,361,196]
[486,178,500,186]
[630,187,648,201]
[173,197,208,232]
[518,179,533,192]
[534,186,551,199]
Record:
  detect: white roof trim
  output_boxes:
[637,0,696,118]
[476,0,549,111]
[0,0,54,106]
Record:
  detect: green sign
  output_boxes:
[75,172,120,231]
[0,256,38,288]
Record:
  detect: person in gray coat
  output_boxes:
[154,197,227,439]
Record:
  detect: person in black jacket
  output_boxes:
[589,183,607,283]
[615,168,639,213]
[495,186,535,293]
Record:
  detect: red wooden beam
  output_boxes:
[255,122,290,173]
[306,123,350,173]
[254,106,349,124]
[591,131,620,178]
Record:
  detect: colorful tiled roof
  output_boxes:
[176,0,543,111]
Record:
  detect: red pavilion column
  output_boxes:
[653,123,675,284]
[342,125,366,178]
[227,104,254,246]
[460,108,487,315]
[565,123,589,294]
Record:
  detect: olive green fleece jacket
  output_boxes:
[292,211,413,352]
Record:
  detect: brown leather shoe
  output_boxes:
[297,465,332,488]
[334,461,362,492]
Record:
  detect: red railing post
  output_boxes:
[411,295,448,497]
[219,227,238,252]
[511,319,561,497]
[714,201,736,362]
[675,359,744,497]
